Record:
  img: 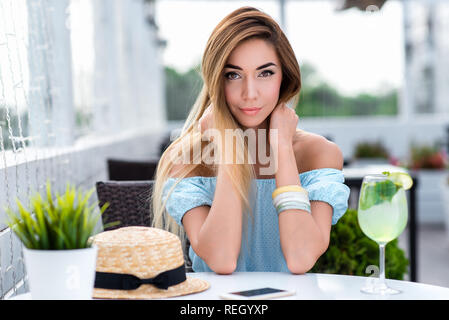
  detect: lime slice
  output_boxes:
[382,171,413,190]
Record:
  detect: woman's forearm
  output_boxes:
[196,164,242,273]
[275,144,326,274]
[274,144,300,187]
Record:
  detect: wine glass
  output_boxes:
[357,174,408,295]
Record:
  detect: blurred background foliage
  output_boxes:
[165,64,203,121]
[408,143,447,170]
[353,140,391,159]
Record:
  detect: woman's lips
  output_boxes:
[240,108,262,116]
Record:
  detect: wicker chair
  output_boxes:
[95,180,194,272]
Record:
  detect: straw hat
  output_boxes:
[92,226,210,299]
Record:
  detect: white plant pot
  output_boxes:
[23,246,98,300]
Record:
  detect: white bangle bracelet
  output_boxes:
[273,192,310,207]
[273,197,310,209]
[273,190,309,198]
[273,191,309,202]
[276,201,311,214]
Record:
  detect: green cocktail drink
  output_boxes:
[358,181,408,244]
[357,172,412,295]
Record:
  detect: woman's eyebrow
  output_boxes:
[224,62,277,70]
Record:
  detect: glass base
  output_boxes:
[361,281,401,295]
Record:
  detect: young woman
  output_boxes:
[151,6,350,274]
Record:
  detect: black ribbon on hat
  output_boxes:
[94,264,186,290]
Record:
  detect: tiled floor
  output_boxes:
[398,223,449,288]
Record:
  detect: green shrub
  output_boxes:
[353,141,390,159]
[409,143,446,170]
[5,181,114,250]
[311,209,409,280]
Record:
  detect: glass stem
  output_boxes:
[379,243,386,286]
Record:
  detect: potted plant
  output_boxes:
[409,144,446,171]
[407,143,448,225]
[5,181,110,300]
[351,140,391,166]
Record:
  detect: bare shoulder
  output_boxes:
[293,129,343,173]
[168,163,191,178]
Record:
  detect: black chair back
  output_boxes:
[96,180,154,229]
[107,159,159,181]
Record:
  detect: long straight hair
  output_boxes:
[151,6,301,249]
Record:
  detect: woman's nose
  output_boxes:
[242,78,258,101]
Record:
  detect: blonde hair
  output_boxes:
[151,6,301,251]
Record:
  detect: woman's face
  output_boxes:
[223,38,283,129]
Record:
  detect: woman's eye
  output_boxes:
[225,72,240,80]
[260,70,274,77]
[225,70,274,80]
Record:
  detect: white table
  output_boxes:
[174,272,449,300]
[342,164,409,178]
[11,272,449,300]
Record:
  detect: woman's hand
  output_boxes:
[269,102,298,148]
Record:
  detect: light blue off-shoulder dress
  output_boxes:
[162,168,350,272]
